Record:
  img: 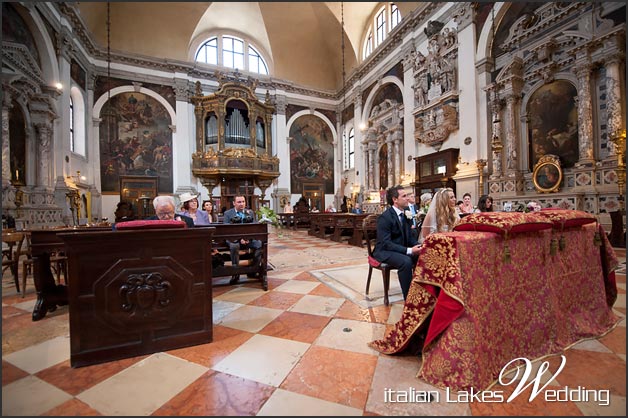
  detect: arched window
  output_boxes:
[70,86,86,156]
[195,35,269,75]
[362,3,402,60]
[343,127,355,170]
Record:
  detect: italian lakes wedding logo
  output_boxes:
[384,356,610,406]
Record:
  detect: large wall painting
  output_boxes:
[527,80,579,169]
[289,114,335,194]
[99,92,173,193]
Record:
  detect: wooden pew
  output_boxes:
[201,223,269,290]
[58,228,214,367]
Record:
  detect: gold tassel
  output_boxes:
[503,242,511,263]
[593,230,602,247]
[559,235,566,251]
[550,238,558,256]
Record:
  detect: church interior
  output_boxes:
[2,1,626,416]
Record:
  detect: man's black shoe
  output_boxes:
[229,275,240,285]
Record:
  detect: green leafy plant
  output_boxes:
[256,206,280,227]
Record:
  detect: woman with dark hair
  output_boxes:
[202,200,218,222]
[178,192,210,225]
[475,195,494,212]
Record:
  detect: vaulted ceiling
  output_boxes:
[74,2,422,91]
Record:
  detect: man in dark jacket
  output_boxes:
[148,195,195,227]
[373,185,421,299]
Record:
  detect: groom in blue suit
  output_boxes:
[373,186,422,299]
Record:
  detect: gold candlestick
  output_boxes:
[609,129,626,211]
[476,159,487,194]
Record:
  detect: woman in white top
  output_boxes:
[419,187,459,243]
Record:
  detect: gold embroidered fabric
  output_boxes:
[369,224,619,391]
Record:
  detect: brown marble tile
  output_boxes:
[167,325,253,368]
[1,292,36,305]
[2,359,29,386]
[291,271,318,282]
[41,398,103,416]
[369,304,394,324]
[211,285,234,297]
[599,324,626,355]
[614,307,626,315]
[280,345,378,409]
[309,283,343,297]
[152,370,274,416]
[1,308,33,333]
[469,383,584,416]
[334,300,373,322]
[247,291,303,310]
[35,355,148,396]
[544,350,626,397]
[258,311,330,344]
[2,312,69,355]
[2,305,29,319]
[265,277,288,290]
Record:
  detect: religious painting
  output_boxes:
[289,114,334,194]
[532,154,562,193]
[99,92,173,193]
[527,80,579,169]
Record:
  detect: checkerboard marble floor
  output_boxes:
[2,231,625,416]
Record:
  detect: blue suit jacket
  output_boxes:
[373,206,413,258]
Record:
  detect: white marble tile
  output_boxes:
[213,299,244,323]
[212,334,309,387]
[287,294,345,317]
[575,393,626,416]
[613,292,625,309]
[314,318,386,355]
[77,352,208,416]
[11,297,36,312]
[218,304,283,333]
[571,338,614,353]
[3,335,70,374]
[387,303,404,324]
[366,355,472,416]
[273,279,320,294]
[2,376,72,416]
[257,388,361,416]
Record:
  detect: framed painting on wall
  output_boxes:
[532,154,562,193]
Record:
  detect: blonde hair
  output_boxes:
[433,188,458,232]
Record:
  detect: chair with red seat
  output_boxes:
[362,214,391,306]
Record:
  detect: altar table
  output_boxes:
[370,223,619,391]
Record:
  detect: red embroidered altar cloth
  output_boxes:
[369,223,619,391]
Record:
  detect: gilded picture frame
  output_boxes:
[532,154,562,193]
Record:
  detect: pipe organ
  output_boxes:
[191,74,279,210]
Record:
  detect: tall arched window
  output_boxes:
[195,35,269,75]
[362,3,402,60]
[343,127,355,170]
[70,86,86,156]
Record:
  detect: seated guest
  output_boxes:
[325,203,337,212]
[352,203,363,214]
[419,193,432,214]
[202,200,218,222]
[459,192,474,214]
[114,201,136,223]
[475,195,494,212]
[311,206,320,213]
[419,187,459,243]
[293,196,310,213]
[178,193,211,226]
[373,185,422,300]
[223,195,262,284]
[149,195,194,227]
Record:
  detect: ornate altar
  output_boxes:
[190,73,279,211]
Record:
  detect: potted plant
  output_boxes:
[256,206,285,236]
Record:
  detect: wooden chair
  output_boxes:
[362,214,391,306]
[2,231,25,293]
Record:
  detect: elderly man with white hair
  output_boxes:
[147,195,195,227]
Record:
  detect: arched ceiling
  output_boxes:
[75,2,423,91]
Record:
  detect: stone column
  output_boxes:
[574,64,595,165]
[2,87,13,185]
[490,106,503,180]
[386,133,394,187]
[504,94,520,176]
[368,141,376,190]
[35,123,53,188]
[392,128,403,184]
[605,54,625,144]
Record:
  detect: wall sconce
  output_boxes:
[67,170,87,184]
